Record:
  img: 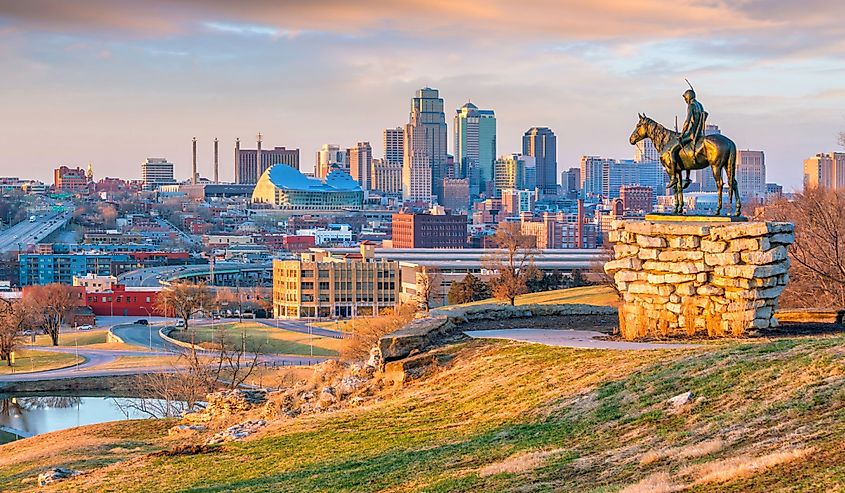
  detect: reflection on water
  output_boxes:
[0,395,164,438]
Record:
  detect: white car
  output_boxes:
[77,325,93,331]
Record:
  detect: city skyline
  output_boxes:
[2,2,845,188]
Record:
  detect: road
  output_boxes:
[257,319,345,339]
[111,323,179,351]
[0,212,72,253]
[463,329,698,350]
[0,346,174,382]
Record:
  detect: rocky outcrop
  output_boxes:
[378,303,617,363]
[38,467,81,486]
[205,420,266,445]
[605,219,795,338]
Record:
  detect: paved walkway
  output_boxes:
[463,329,697,350]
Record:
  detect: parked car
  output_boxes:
[175,320,185,327]
[76,325,93,331]
[134,319,149,325]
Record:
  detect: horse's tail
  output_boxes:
[727,141,737,204]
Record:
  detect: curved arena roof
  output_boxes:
[267,164,361,192]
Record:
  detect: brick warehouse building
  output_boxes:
[391,211,467,248]
[84,284,164,317]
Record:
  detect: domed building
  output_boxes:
[251,164,363,211]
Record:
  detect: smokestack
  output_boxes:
[256,132,263,181]
[234,138,240,184]
[192,137,197,185]
[213,138,219,184]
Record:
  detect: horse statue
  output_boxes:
[629,114,741,216]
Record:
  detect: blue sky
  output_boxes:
[1,0,844,189]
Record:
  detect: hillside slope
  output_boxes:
[2,333,844,492]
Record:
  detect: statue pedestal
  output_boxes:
[605,219,795,339]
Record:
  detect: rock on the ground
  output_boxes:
[168,424,207,436]
[205,419,267,445]
[667,391,694,408]
[38,467,81,486]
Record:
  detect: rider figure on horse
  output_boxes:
[667,85,708,191]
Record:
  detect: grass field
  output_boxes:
[2,332,844,491]
[33,330,107,347]
[0,349,82,375]
[170,322,342,356]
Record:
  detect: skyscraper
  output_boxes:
[454,102,496,197]
[561,168,580,199]
[494,154,535,197]
[522,127,557,196]
[403,88,447,203]
[580,156,664,199]
[634,138,659,163]
[804,152,845,190]
[348,142,373,191]
[371,158,402,194]
[383,127,404,165]
[737,150,766,199]
[316,144,348,179]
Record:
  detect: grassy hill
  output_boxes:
[2,329,844,491]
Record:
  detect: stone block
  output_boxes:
[727,237,770,252]
[667,236,701,249]
[714,262,789,280]
[637,235,667,248]
[614,270,640,283]
[704,252,740,266]
[614,244,640,258]
[710,222,793,241]
[659,250,704,262]
[701,239,727,253]
[652,223,711,236]
[638,248,659,260]
[769,232,796,245]
[741,246,789,265]
[676,283,696,296]
[697,285,724,296]
[604,256,643,274]
[624,221,655,235]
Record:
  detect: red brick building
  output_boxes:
[54,166,90,193]
[620,185,654,213]
[85,284,163,317]
[391,212,467,248]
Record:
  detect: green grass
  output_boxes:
[0,349,82,374]
[32,330,108,347]
[3,334,845,491]
[170,322,341,356]
[460,285,619,308]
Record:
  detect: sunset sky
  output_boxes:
[1,0,844,188]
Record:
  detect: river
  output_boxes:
[0,394,178,443]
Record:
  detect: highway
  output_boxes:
[0,211,72,253]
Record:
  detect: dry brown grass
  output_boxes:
[340,304,416,361]
[640,438,726,465]
[685,447,813,484]
[619,472,685,493]
[477,449,563,477]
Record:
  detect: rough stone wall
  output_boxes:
[604,220,795,338]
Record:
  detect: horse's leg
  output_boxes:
[675,170,684,214]
[714,164,724,216]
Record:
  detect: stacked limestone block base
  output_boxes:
[604,220,795,339]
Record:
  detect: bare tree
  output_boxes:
[415,266,442,311]
[24,284,80,346]
[483,223,539,305]
[156,281,214,330]
[125,330,265,418]
[0,299,26,365]
[340,303,417,361]
[763,187,845,308]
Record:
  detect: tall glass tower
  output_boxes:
[454,102,497,197]
[522,127,558,195]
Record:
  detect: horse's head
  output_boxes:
[629,113,649,145]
